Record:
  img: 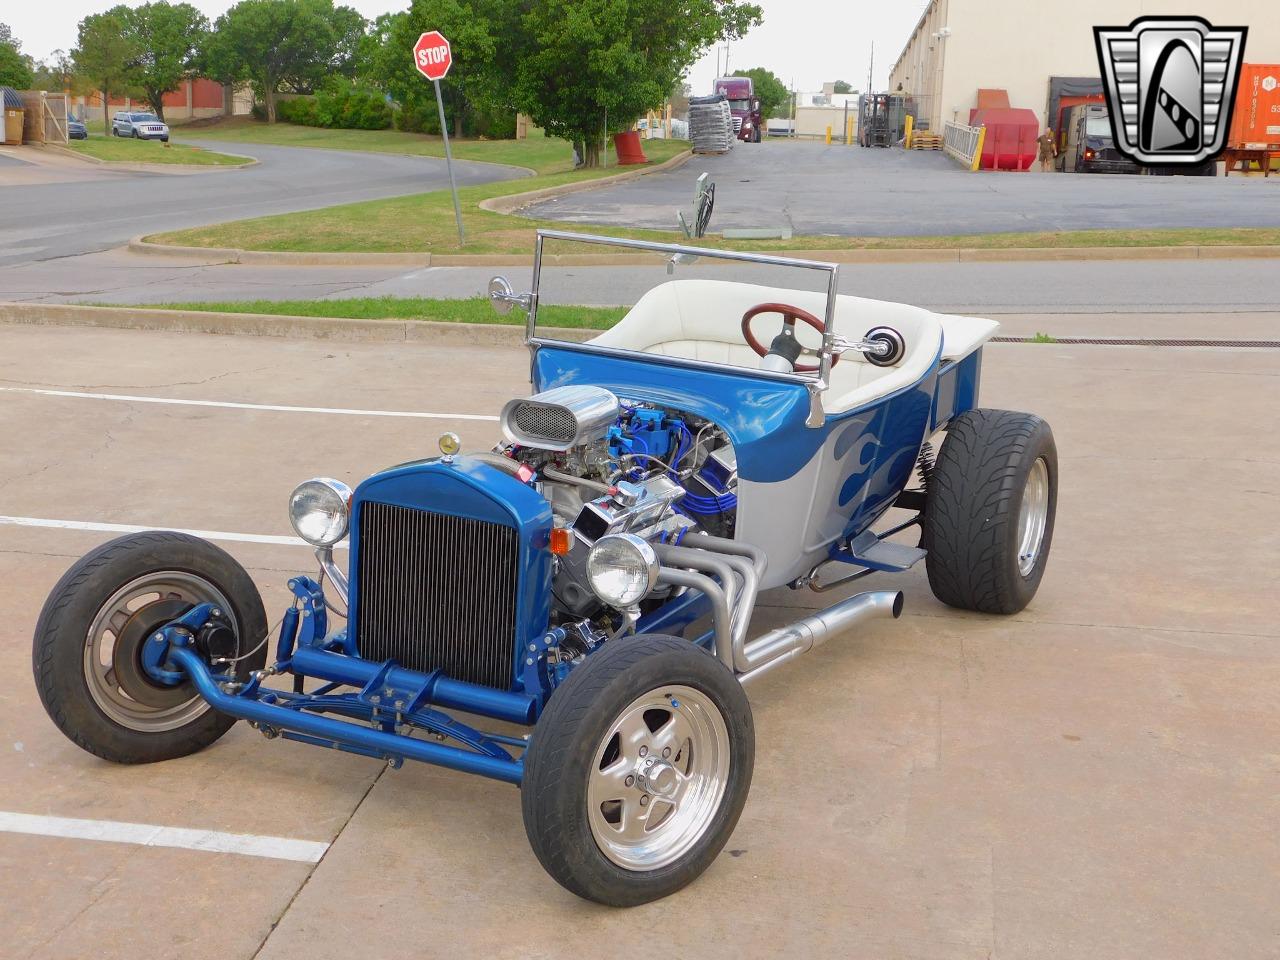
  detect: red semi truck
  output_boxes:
[713,76,763,142]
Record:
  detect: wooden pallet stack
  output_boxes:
[911,132,943,151]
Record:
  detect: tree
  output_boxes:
[731,66,787,120]
[369,0,503,139]
[832,79,852,94]
[73,11,140,134]
[0,23,35,89]
[119,2,209,120]
[32,50,76,92]
[205,0,366,122]
[506,0,762,167]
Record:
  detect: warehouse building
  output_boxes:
[889,0,1280,134]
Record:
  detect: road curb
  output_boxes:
[125,235,1280,267]
[477,149,694,215]
[43,142,260,172]
[0,301,595,345]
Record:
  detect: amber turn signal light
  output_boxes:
[549,528,572,555]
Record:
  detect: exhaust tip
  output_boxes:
[891,591,904,618]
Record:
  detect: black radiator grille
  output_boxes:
[356,501,520,690]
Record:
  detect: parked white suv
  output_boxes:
[112,112,170,142]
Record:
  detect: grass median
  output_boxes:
[182,120,618,175]
[132,296,626,329]
[150,136,690,255]
[68,132,252,166]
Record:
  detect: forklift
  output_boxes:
[859,93,894,147]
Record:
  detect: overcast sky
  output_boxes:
[5,0,928,93]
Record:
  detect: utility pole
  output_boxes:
[867,41,874,92]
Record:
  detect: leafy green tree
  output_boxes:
[205,0,366,122]
[0,41,34,90]
[832,79,852,94]
[506,0,762,166]
[369,0,503,139]
[119,2,209,120]
[73,11,140,134]
[0,23,35,89]
[732,66,787,120]
[32,50,76,92]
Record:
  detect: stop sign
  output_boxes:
[413,31,452,82]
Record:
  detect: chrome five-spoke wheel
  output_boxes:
[587,685,730,870]
[522,634,754,906]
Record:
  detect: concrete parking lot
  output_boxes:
[523,140,1280,236]
[1,315,1277,959]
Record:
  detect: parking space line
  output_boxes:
[0,515,347,549]
[0,811,329,863]
[0,386,499,421]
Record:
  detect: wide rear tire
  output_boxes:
[32,532,268,764]
[923,409,1057,614]
[522,635,753,906]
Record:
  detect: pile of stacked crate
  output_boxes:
[688,94,734,154]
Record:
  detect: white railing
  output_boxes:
[943,120,985,170]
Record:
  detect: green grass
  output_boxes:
[180,119,608,175]
[1029,331,1056,343]
[130,296,627,329]
[67,132,252,166]
[149,137,690,255]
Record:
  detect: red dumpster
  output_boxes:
[613,130,648,165]
[972,107,1039,171]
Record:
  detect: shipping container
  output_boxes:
[1229,64,1280,147]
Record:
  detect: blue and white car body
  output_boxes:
[35,229,1056,906]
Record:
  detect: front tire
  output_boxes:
[522,635,753,906]
[923,409,1057,614]
[32,532,268,764]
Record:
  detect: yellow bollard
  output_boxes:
[825,125,831,145]
[846,117,854,145]
[971,126,987,171]
[904,114,913,150]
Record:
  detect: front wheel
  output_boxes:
[923,409,1057,614]
[32,532,268,764]
[522,635,753,906]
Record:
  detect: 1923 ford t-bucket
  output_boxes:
[33,231,1057,905]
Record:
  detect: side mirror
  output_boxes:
[751,98,760,112]
[488,276,533,315]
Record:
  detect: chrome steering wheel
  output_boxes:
[740,302,839,373]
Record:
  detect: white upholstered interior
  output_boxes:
[588,279,998,413]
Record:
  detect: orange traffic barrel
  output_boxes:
[613,130,648,165]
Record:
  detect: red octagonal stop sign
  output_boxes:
[413,31,452,82]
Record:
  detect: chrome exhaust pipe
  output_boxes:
[737,590,904,685]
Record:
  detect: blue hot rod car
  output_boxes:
[33,231,1057,905]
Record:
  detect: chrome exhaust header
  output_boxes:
[738,590,903,684]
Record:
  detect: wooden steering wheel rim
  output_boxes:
[740,302,838,372]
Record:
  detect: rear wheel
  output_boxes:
[923,409,1057,614]
[522,635,753,905]
[32,532,268,764]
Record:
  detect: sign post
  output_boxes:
[413,31,464,245]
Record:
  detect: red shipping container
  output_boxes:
[972,107,1039,171]
[1229,64,1280,147]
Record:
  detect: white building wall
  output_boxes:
[891,0,1280,130]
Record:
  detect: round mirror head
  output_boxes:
[488,276,514,315]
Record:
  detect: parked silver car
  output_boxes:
[111,111,169,142]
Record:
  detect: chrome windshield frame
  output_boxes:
[527,229,841,427]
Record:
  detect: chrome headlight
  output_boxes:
[288,478,352,546]
[586,533,659,607]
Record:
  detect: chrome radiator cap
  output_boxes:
[500,386,619,451]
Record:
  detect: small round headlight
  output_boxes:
[288,478,352,546]
[586,533,659,607]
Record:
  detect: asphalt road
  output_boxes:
[522,140,1280,236]
[6,247,1280,315]
[1,321,1276,959]
[0,140,527,268]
